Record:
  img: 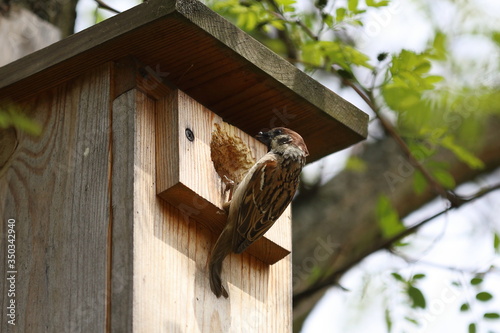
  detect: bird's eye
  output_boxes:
[273,128,283,136]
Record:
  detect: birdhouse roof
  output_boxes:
[0,0,367,162]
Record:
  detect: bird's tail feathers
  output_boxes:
[208,228,232,298]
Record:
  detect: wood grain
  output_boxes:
[129,88,292,332]
[0,128,17,173]
[0,63,112,332]
[0,0,367,163]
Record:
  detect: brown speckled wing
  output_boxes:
[232,155,301,254]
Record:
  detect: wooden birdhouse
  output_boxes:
[0,0,367,331]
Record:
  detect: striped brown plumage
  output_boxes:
[209,127,308,298]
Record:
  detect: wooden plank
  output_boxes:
[0,63,112,332]
[132,89,292,332]
[0,128,17,170]
[155,88,291,265]
[0,0,367,163]
[109,90,136,332]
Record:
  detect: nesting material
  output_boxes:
[210,122,256,188]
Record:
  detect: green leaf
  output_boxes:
[353,19,363,26]
[476,291,493,302]
[95,10,107,24]
[301,40,372,71]
[440,136,485,169]
[413,62,431,75]
[323,13,333,27]
[429,32,447,60]
[377,195,405,238]
[269,19,286,30]
[391,272,405,282]
[245,12,257,30]
[494,233,500,254]
[236,12,247,28]
[382,85,421,111]
[493,32,500,46]
[275,0,296,12]
[431,168,455,189]
[212,0,232,11]
[412,273,426,280]
[412,171,427,194]
[366,0,390,7]
[213,0,280,32]
[470,277,483,285]
[468,322,476,333]
[460,303,470,312]
[382,49,445,117]
[424,75,444,86]
[409,139,437,160]
[385,307,392,332]
[484,312,500,319]
[345,156,367,172]
[408,286,426,309]
[405,317,419,325]
[336,8,346,22]
[348,0,358,11]
[399,94,421,109]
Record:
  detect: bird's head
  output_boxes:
[256,127,309,157]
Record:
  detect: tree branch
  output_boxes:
[295,19,318,41]
[340,75,464,206]
[288,55,466,207]
[391,250,500,274]
[265,0,298,60]
[94,0,120,14]
[293,182,500,303]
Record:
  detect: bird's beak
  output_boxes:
[256,130,272,146]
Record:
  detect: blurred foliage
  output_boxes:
[387,272,427,330]
[0,104,41,135]
[454,275,500,332]
[386,272,500,331]
[208,0,500,179]
[345,155,367,172]
[376,194,404,238]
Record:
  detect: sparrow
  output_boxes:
[209,127,309,298]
